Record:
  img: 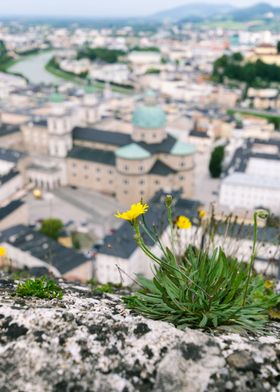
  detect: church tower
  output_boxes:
[82,82,100,125]
[48,92,73,158]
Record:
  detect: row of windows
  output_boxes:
[123,165,144,172]
[124,190,145,196]
[72,163,113,174]
[138,131,160,139]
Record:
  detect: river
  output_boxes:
[9,51,63,85]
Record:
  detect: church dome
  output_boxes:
[132,90,166,129]
[116,143,151,160]
[84,84,97,94]
[49,92,65,104]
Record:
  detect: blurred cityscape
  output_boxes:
[0,1,280,283]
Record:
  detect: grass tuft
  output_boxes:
[16,276,63,300]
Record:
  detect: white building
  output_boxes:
[0,171,23,205]
[220,173,280,214]
[220,138,280,214]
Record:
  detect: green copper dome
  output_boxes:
[171,141,196,156]
[133,105,166,129]
[85,84,97,94]
[116,143,151,160]
[49,92,65,104]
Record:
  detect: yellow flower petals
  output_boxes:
[176,216,192,230]
[115,202,149,222]
[0,246,7,257]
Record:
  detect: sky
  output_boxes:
[0,0,279,18]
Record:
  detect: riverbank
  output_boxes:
[46,55,134,95]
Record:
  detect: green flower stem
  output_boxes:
[242,212,258,306]
[133,220,210,297]
[167,203,176,257]
[133,221,162,264]
[141,215,169,258]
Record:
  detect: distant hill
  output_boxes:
[151,2,280,24]
[150,2,236,22]
[229,2,280,21]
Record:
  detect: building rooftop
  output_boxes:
[171,140,196,156]
[0,123,20,138]
[223,172,280,190]
[0,200,24,221]
[226,138,280,175]
[138,134,177,155]
[189,129,210,139]
[0,225,89,275]
[115,143,151,160]
[68,146,116,166]
[0,148,26,163]
[0,171,20,186]
[73,127,131,147]
[149,160,177,176]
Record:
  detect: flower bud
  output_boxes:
[255,209,269,220]
[165,194,173,208]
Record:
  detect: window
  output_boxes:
[139,180,145,185]
[180,161,185,167]
[180,176,184,181]
[84,165,88,170]
[108,169,112,174]
[85,175,88,179]
[140,191,144,196]
[124,165,128,171]
[96,178,100,182]
[123,179,129,184]
[72,163,76,168]
[96,167,100,172]
[124,190,128,194]
[155,180,159,185]
[139,166,144,172]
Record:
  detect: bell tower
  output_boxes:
[48,92,73,158]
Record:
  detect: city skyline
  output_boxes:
[0,0,279,18]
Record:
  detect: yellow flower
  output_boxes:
[269,309,280,320]
[176,216,192,229]
[115,202,149,222]
[198,209,207,219]
[264,280,274,290]
[0,246,6,257]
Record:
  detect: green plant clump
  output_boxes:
[40,218,64,240]
[125,247,279,332]
[120,198,280,332]
[16,276,63,300]
[88,279,122,294]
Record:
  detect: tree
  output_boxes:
[277,41,280,54]
[209,146,225,178]
[232,52,243,62]
[77,47,126,64]
[40,218,64,241]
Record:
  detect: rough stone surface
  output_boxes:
[1,276,280,392]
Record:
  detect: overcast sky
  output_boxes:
[0,0,279,17]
